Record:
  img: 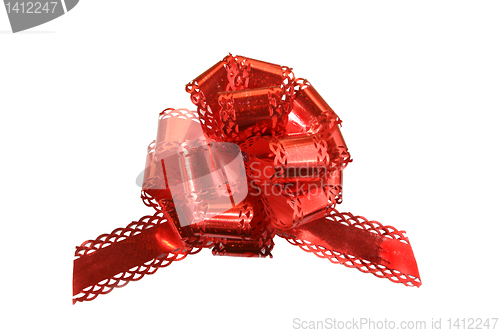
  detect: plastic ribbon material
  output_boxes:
[72,54,421,304]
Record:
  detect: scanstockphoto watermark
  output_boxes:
[137,150,341,227]
[293,318,427,330]
[136,112,342,226]
[292,318,499,330]
[138,159,341,197]
[247,164,341,197]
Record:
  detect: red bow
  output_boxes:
[72,54,421,304]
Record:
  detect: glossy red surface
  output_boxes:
[279,207,421,287]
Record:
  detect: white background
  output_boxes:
[1,1,499,332]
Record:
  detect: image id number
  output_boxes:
[5,2,59,14]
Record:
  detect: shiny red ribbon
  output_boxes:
[72,54,421,304]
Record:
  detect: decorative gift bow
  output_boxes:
[72,55,421,304]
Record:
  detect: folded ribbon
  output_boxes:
[72,54,421,304]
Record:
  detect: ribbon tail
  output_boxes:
[72,212,195,304]
[277,208,421,287]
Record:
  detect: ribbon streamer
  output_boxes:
[73,55,421,304]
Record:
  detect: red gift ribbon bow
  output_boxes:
[72,54,421,304]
